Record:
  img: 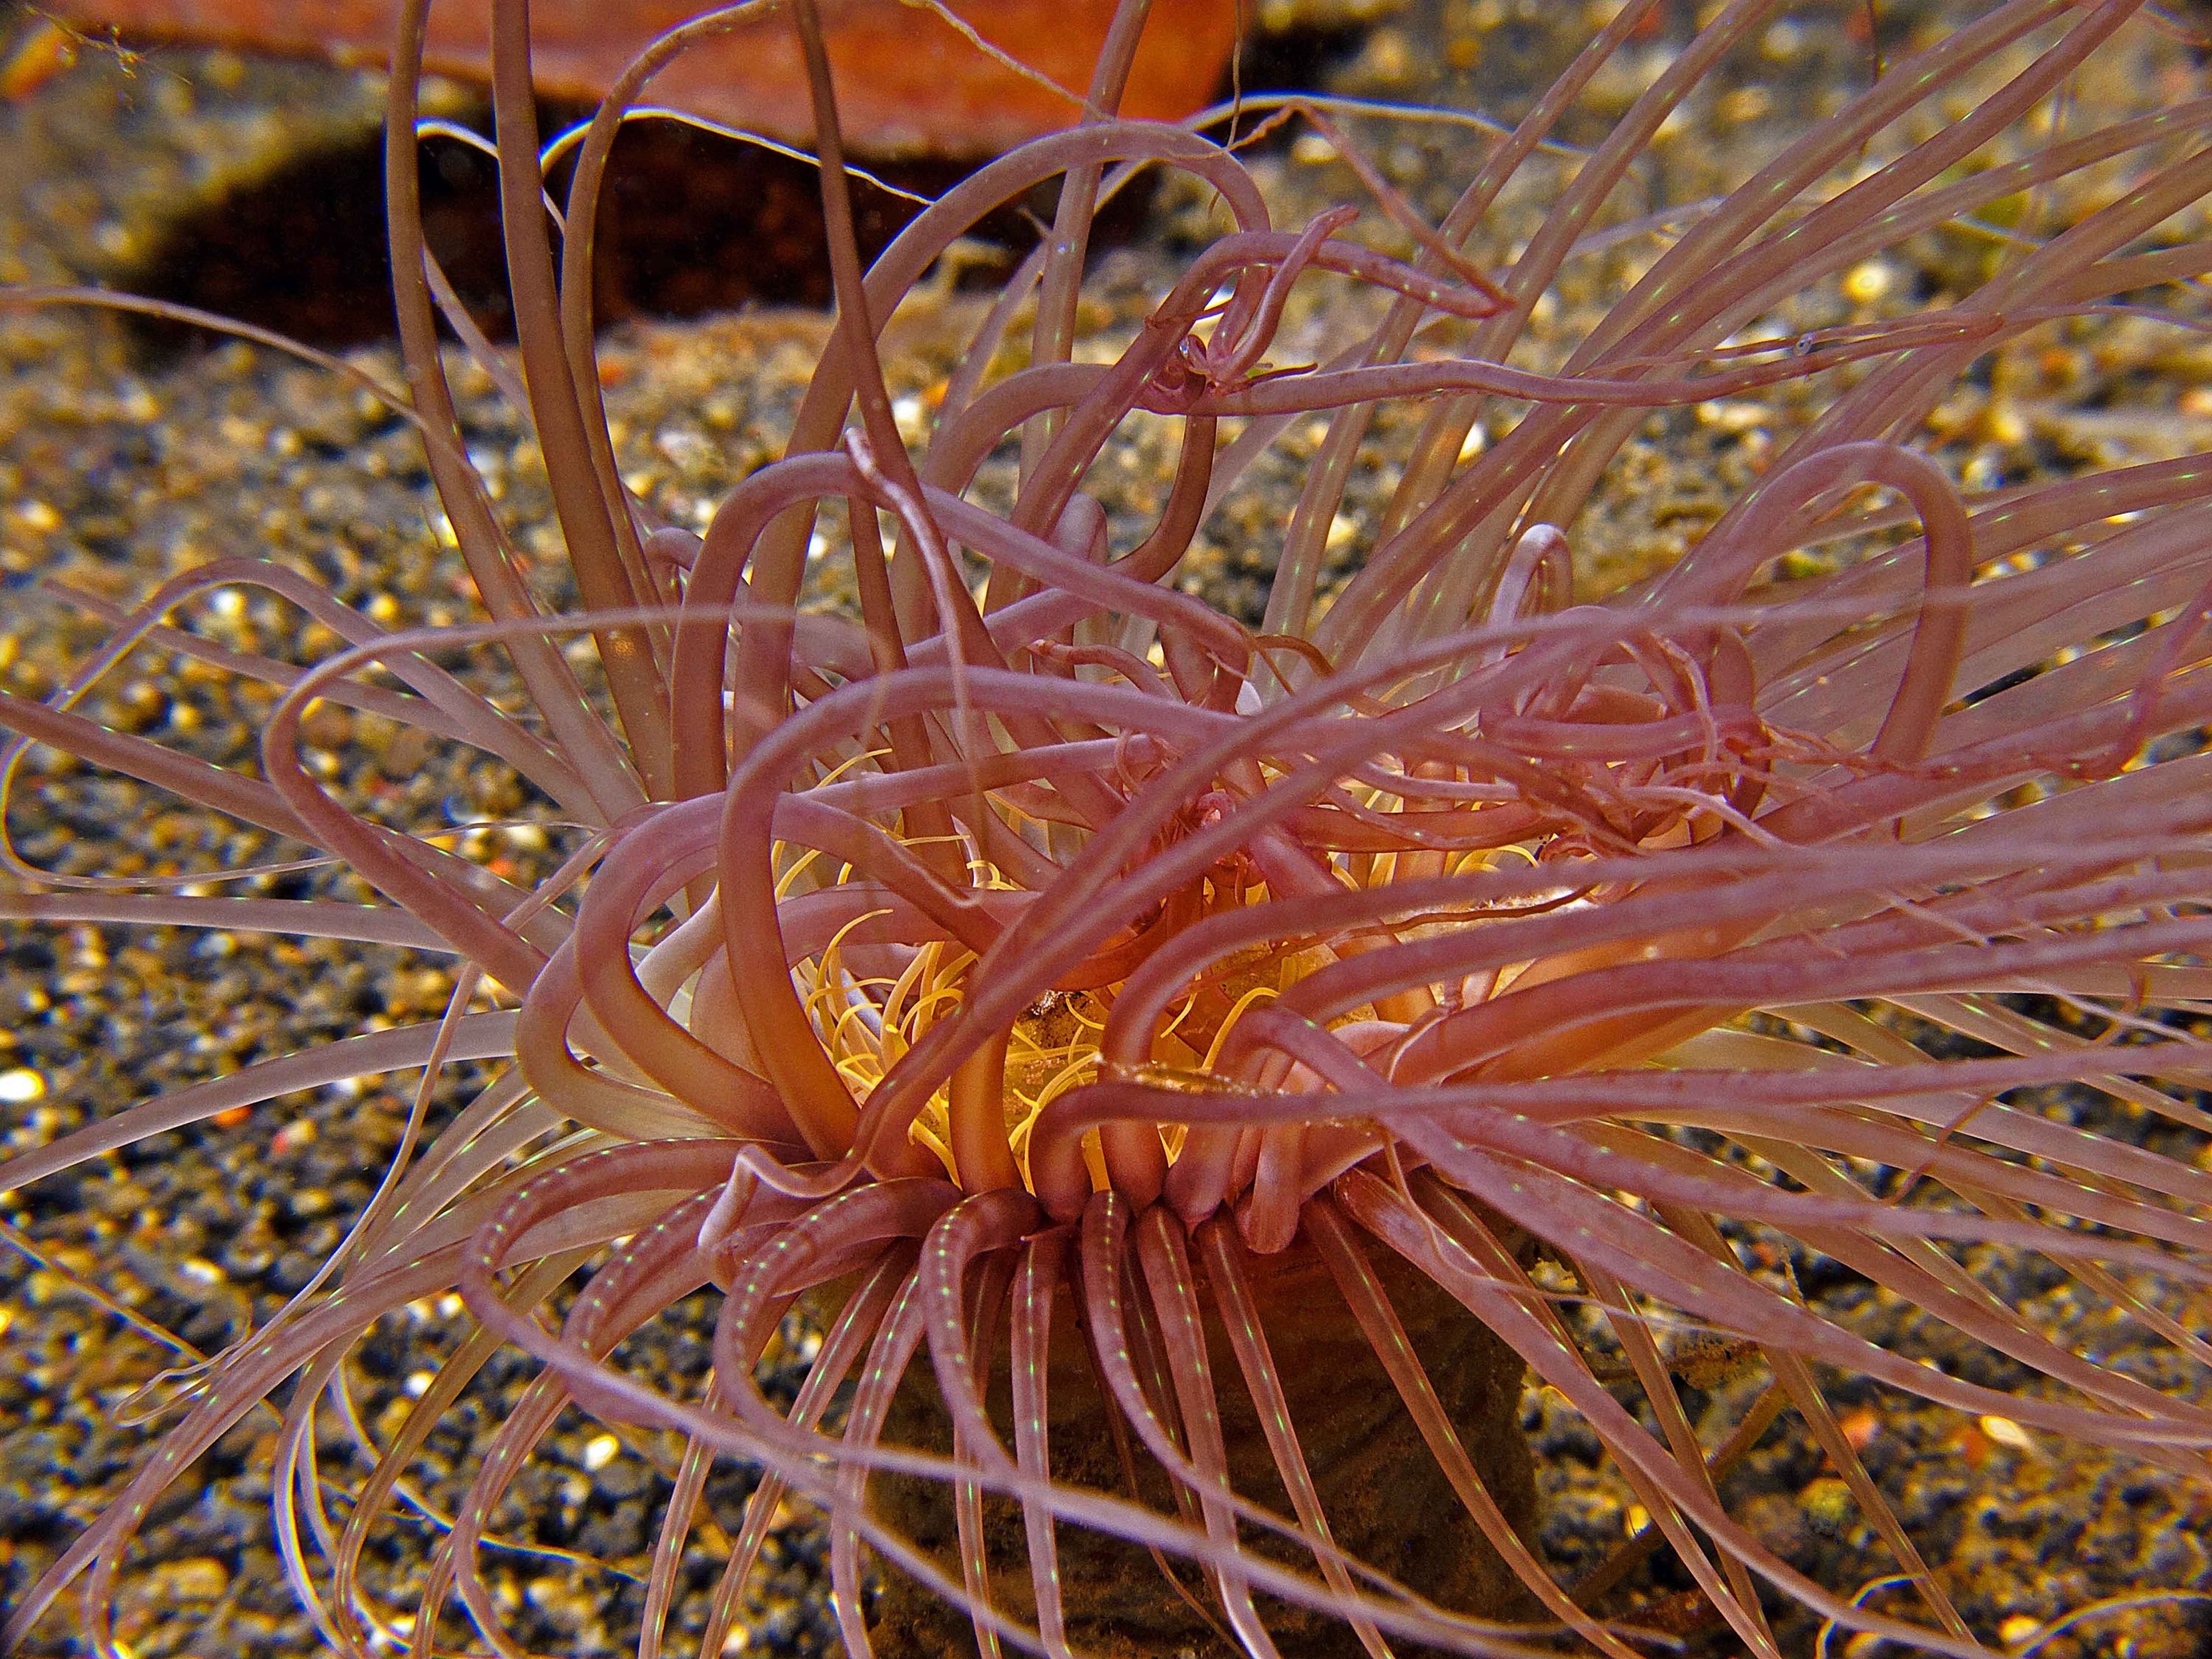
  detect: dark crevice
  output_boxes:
[1224,21,1371,105]
[124,102,995,355]
[120,85,1189,357]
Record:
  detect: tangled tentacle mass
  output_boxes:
[7,0,2212,1655]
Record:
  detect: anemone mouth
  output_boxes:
[571,576,1884,1238]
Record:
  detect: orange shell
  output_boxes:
[41,0,1240,156]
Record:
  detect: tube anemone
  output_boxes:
[6,1,2212,1655]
